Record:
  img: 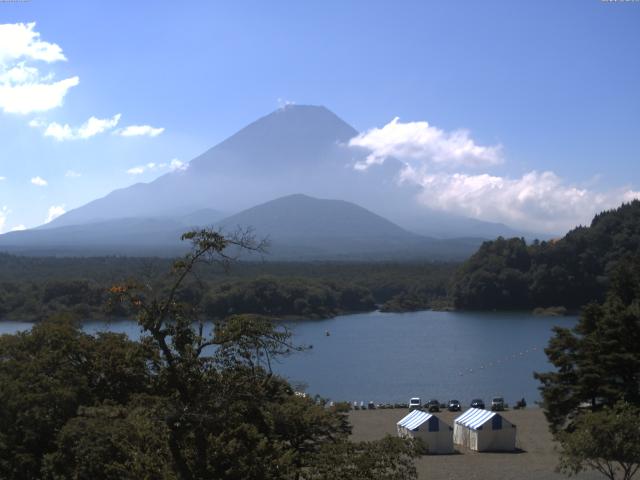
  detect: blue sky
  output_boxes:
[0,0,639,233]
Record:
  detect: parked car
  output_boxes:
[470,398,485,409]
[491,397,505,411]
[427,399,440,412]
[447,399,461,411]
[514,397,527,409]
[409,397,421,410]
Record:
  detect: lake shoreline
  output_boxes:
[0,304,577,325]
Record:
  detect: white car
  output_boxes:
[409,397,421,410]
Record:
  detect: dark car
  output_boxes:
[470,398,485,409]
[447,399,461,411]
[426,399,440,412]
[491,397,505,411]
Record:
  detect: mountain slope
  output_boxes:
[44,105,358,229]
[213,194,483,260]
[39,104,536,240]
[0,194,483,260]
[218,194,413,241]
[0,209,224,256]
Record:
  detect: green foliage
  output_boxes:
[0,229,420,480]
[535,256,640,433]
[203,276,375,319]
[0,313,151,480]
[452,200,640,310]
[42,403,174,480]
[557,402,640,480]
[0,255,455,321]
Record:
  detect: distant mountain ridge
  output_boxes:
[219,194,412,240]
[0,194,483,260]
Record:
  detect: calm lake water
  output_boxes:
[0,310,576,406]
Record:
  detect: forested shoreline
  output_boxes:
[0,255,455,322]
[450,201,640,311]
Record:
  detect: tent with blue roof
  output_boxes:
[453,408,516,452]
[396,409,453,454]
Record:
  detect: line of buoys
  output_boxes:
[456,345,543,377]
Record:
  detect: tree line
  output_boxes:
[451,200,640,310]
[0,256,455,322]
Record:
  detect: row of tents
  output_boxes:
[397,408,517,454]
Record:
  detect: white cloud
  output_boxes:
[0,23,78,114]
[37,113,121,141]
[31,176,47,186]
[45,205,65,224]
[0,206,8,234]
[34,115,165,141]
[65,170,81,178]
[349,117,503,171]
[0,76,79,114]
[0,176,5,181]
[28,118,43,128]
[400,167,640,234]
[126,158,188,175]
[117,124,164,137]
[77,114,121,138]
[351,116,640,234]
[169,159,187,171]
[277,98,296,109]
[10,224,26,232]
[42,121,73,140]
[0,22,66,63]
[0,62,40,84]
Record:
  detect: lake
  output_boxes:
[0,310,576,407]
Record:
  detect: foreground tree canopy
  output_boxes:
[556,402,640,480]
[536,255,640,479]
[0,229,420,480]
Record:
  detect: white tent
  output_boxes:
[453,408,516,452]
[396,410,454,454]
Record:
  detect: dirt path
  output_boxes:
[349,408,604,480]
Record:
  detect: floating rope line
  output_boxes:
[457,345,541,377]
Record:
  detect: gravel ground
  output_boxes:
[349,408,605,480]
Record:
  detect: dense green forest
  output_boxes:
[451,200,640,310]
[0,255,455,321]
